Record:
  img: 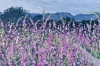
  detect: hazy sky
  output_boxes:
[0,0,100,15]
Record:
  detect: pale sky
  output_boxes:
[0,0,100,15]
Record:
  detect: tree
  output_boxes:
[33,14,43,22]
[1,7,28,23]
[0,12,2,18]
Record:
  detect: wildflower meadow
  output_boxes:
[0,14,100,66]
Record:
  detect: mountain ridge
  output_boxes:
[30,12,100,22]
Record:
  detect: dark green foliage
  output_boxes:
[1,7,28,23]
[33,14,43,22]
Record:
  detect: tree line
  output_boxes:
[0,7,99,32]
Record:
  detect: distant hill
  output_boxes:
[0,7,99,23]
[0,12,2,15]
[74,13,100,22]
[29,12,100,22]
[0,10,99,22]
[45,12,73,21]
